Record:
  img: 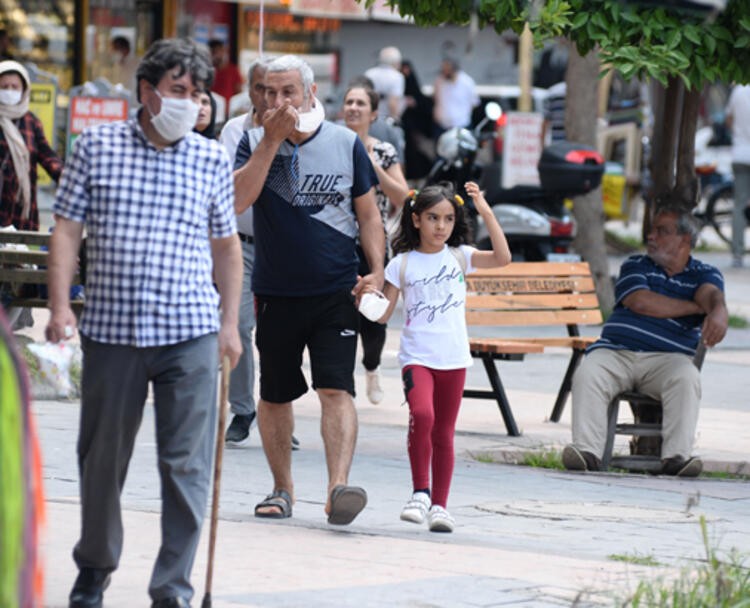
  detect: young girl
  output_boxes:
[372,181,511,532]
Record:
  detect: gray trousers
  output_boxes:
[571,349,701,461]
[73,333,218,602]
[732,162,750,259]
[229,239,256,417]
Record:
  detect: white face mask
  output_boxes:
[295,96,325,133]
[0,88,22,106]
[358,290,390,322]
[148,89,200,142]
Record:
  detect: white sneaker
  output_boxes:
[427,505,455,533]
[400,492,431,524]
[365,369,384,404]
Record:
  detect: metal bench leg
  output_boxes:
[479,354,521,437]
[549,348,584,423]
[602,397,620,470]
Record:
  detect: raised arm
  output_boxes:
[233,104,296,214]
[464,181,512,268]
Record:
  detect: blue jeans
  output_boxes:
[229,239,256,416]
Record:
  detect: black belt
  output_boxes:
[238,233,254,244]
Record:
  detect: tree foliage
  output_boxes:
[373,0,750,88]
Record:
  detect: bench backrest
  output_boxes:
[465,261,602,328]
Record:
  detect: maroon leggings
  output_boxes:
[402,365,466,508]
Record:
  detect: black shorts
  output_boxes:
[255,290,359,403]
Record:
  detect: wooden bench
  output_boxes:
[0,230,83,315]
[463,261,603,436]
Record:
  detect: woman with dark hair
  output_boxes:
[0,60,62,230]
[342,82,409,404]
[194,90,217,138]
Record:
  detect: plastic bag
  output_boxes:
[26,341,81,398]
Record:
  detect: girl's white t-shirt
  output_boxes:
[384,244,477,370]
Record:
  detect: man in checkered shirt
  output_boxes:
[46,38,242,608]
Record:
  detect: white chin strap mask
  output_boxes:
[295,96,325,133]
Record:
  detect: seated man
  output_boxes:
[563,203,728,477]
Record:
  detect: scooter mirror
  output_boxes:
[484,101,502,121]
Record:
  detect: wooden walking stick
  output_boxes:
[202,355,230,608]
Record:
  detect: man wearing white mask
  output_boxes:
[233,54,384,526]
[46,38,242,608]
[0,60,62,230]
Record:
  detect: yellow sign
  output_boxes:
[28,83,57,186]
[602,173,627,220]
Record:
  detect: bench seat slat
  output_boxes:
[0,268,50,282]
[10,298,84,311]
[468,262,594,277]
[468,339,544,355]
[0,230,51,247]
[466,309,603,326]
[477,336,597,350]
[0,250,49,265]
[466,293,599,309]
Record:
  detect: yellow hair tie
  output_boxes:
[454,194,464,206]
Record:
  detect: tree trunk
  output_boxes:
[565,44,615,313]
[649,76,683,212]
[675,86,701,209]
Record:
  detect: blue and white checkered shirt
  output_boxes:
[54,117,237,347]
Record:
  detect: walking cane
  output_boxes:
[201,355,230,608]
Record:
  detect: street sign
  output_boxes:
[66,96,129,154]
[501,112,544,189]
[29,82,57,186]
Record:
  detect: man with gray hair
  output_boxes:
[219,56,269,445]
[364,45,405,121]
[563,205,728,477]
[233,54,384,525]
[48,37,242,608]
[234,55,385,525]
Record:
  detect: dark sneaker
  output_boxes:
[745,206,750,223]
[562,444,601,471]
[225,413,256,444]
[291,434,300,451]
[69,567,111,608]
[661,456,702,477]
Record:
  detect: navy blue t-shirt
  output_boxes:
[235,121,377,296]
[589,254,724,356]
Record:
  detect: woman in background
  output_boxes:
[342,82,409,404]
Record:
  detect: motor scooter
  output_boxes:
[425,106,602,260]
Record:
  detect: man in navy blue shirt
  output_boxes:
[233,55,384,525]
[563,205,728,477]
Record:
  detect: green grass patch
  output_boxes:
[521,449,564,470]
[699,470,750,481]
[609,552,662,567]
[473,452,497,464]
[619,516,750,607]
[728,314,749,329]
